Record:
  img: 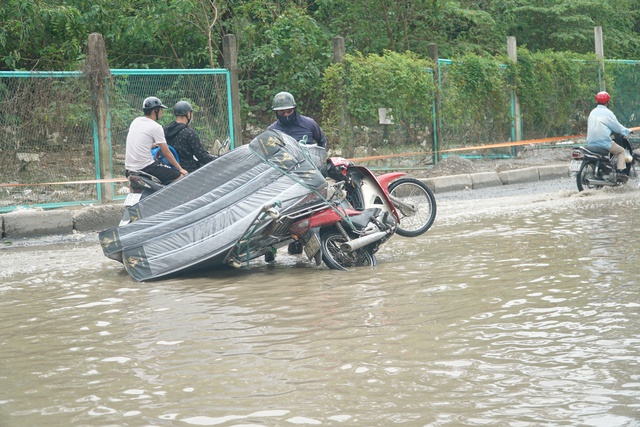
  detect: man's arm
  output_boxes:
[310,118,327,148]
[153,124,187,176]
[159,143,188,176]
[187,129,216,163]
[606,111,631,136]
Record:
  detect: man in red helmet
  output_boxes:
[587,91,632,181]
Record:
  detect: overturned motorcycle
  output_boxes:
[99,130,411,281]
[226,156,401,272]
[571,133,640,191]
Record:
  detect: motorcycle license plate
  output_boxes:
[303,233,321,260]
[569,160,582,172]
[124,192,142,206]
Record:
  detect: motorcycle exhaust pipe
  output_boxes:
[585,179,616,187]
[340,231,389,252]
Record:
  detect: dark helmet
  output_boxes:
[595,91,611,104]
[272,91,296,111]
[173,101,194,116]
[143,96,168,110]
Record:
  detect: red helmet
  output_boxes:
[595,91,611,104]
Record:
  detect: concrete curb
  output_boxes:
[423,163,569,193]
[1,163,570,239]
[2,203,125,240]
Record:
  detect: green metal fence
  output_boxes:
[336,58,640,167]
[0,69,233,212]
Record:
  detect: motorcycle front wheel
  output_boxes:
[320,231,377,271]
[388,178,437,237]
[576,161,603,192]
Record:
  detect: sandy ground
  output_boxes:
[417,145,571,178]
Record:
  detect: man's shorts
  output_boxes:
[136,159,181,185]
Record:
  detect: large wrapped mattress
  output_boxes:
[99,130,327,281]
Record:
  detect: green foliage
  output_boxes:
[322,51,435,148]
[0,0,85,70]
[513,49,596,136]
[439,54,512,145]
[492,0,640,58]
[607,62,640,127]
[237,6,331,121]
[315,0,502,57]
[4,0,640,149]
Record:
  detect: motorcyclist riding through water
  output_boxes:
[586,91,633,182]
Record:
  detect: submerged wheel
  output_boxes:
[576,161,602,191]
[388,178,437,237]
[320,231,377,271]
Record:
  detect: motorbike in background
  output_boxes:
[571,133,640,191]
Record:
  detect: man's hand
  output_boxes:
[179,168,188,177]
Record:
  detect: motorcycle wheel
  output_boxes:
[388,178,437,237]
[576,160,603,192]
[320,231,377,271]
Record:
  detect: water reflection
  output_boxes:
[1,197,640,426]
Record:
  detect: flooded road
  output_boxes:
[2,178,640,426]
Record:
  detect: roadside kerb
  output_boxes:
[424,163,569,193]
[538,164,570,180]
[3,208,75,238]
[470,172,503,189]
[498,167,541,185]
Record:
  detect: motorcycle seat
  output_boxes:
[581,146,610,156]
[126,170,163,184]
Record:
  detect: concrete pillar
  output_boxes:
[223,34,243,147]
[86,33,113,202]
[594,26,606,91]
[507,36,522,145]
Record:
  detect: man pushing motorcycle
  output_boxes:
[267,91,327,148]
[586,91,632,182]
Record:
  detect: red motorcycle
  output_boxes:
[222,157,395,270]
[224,157,436,271]
[105,143,437,279]
[328,157,437,238]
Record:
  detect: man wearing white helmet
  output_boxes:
[267,91,327,148]
[124,96,188,184]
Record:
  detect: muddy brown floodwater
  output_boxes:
[2,177,640,426]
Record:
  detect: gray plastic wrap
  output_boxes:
[99,130,327,281]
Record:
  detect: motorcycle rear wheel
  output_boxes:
[576,161,603,192]
[388,178,436,237]
[320,231,377,271]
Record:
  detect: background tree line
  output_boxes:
[2,0,640,134]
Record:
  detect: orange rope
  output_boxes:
[347,127,640,163]
[0,177,128,188]
[3,127,639,188]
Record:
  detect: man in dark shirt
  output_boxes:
[267,91,327,148]
[163,101,216,173]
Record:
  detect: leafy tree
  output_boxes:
[315,0,501,58]
[227,4,331,122]
[491,0,640,57]
[0,0,85,70]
